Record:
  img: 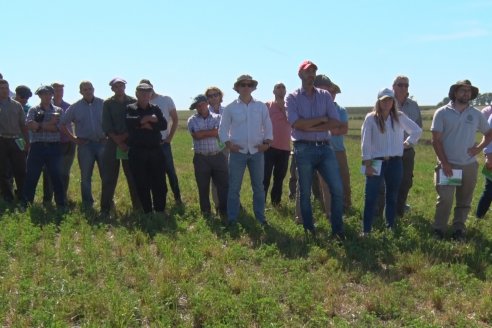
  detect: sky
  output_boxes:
[3,0,491,110]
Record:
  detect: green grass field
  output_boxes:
[0,110,491,327]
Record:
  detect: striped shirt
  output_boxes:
[361,111,422,161]
[26,104,63,143]
[188,112,222,154]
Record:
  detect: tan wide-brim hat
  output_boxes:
[448,79,479,101]
[233,74,258,92]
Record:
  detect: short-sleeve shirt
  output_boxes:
[150,94,176,139]
[60,97,105,141]
[26,104,63,143]
[330,103,348,152]
[431,102,490,165]
[187,112,222,153]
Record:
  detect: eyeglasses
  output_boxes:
[396,83,409,88]
[239,83,255,88]
[207,93,220,99]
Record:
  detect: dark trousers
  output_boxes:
[396,148,415,216]
[161,142,182,202]
[476,177,492,218]
[263,147,290,205]
[128,146,167,213]
[23,142,65,207]
[193,152,228,215]
[100,139,141,213]
[43,141,75,204]
[0,138,26,202]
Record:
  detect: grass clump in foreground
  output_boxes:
[0,117,491,326]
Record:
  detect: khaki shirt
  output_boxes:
[0,98,25,136]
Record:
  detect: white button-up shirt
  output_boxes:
[219,97,273,155]
[361,111,422,161]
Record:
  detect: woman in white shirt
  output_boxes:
[361,88,422,234]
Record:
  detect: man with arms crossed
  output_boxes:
[286,60,345,239]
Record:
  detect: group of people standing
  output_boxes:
[1,64,491,240]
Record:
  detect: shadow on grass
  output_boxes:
[202,207,313,259]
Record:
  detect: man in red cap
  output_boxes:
[286,60,345,240]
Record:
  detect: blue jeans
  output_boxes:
[363,157,403,232]
[294,142,344,234]
[161,142,182,202]
[476,177,492,218]
[78,141,105,206]
[227,151,265,223]
[23,142,65,207]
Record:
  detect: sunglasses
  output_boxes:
[239,83,255,88]
[396,83,409,88]
[207,93,220,99]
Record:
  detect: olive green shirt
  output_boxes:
[0,98,26,136]
[102,95,136,135]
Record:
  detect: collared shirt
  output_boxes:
[267,100,291,151]
[208,105,225,116]
[397,97,422,141]
[482,105,492,120]
[286,87,340,141]
[431,101,490,165]
[0,98,25,136]
[60,97,105,141]
[26,104,63,143]
[330,103,348,152]
[361,111,422,161]
[219,97,273,155]
[102,95,136,135]
[53,99,72,143]
[150,94,176,139]
[187,112,222,154]
[126,103,167,148]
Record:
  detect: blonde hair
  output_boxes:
[373,99,399,133]
[205,86,223,100]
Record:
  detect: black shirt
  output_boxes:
[126,102,167,148]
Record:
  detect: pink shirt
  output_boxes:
[267,101,291,151]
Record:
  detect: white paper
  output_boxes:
[361,160,382,176]
[438,169,462,186]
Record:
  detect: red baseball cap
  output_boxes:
[298,60,318,73]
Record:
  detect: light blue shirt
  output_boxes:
[60,97,105,141]
[330,103,348,152]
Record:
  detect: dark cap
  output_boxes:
[314,74,333,88]
[139,79,153,87]
[136,83,153,91]
[15,85,33,98]
[189,94,208,110]
[448,79,479,101]
[35,85,54,95]
[109,77,127,86]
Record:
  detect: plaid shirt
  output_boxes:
[187,112,221,154]
[26,104,63,143]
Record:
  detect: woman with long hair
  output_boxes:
[360,88,422,234]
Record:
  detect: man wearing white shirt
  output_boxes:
[140,79,182,205]
[431,80,492,240]
[219,74,273,225]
